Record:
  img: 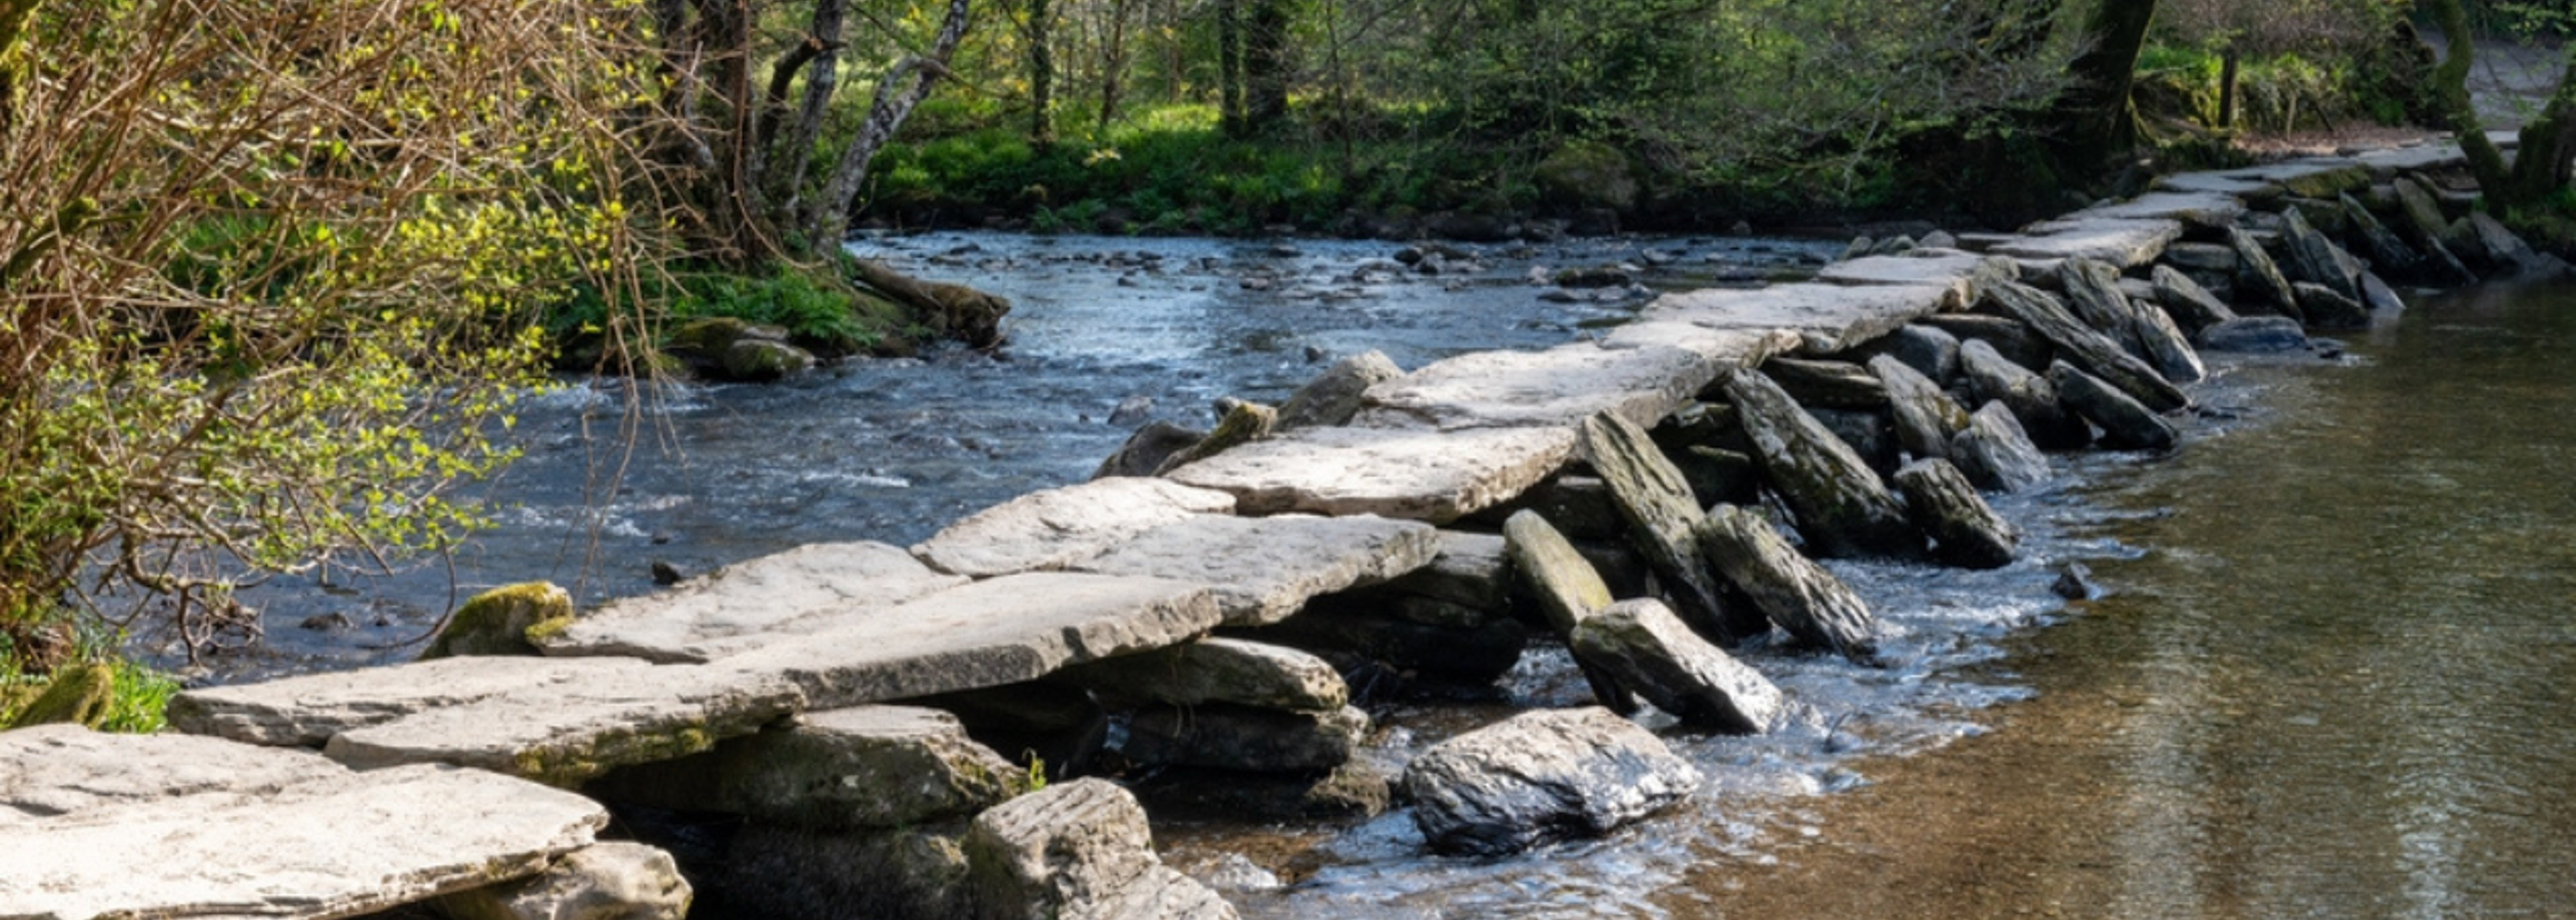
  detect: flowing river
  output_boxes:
[183,231,2576,918]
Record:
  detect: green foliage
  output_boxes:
[667,266,887,356]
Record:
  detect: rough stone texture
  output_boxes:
[1845,325,1962,385]
[1958,340,2088,452]
[1155,400,1279,475]
[582,705,1023,831]
[1725,368,1921,559]
[713,822,974,920]
[2292,280,2371,330]
[1919,314,2051,373]
[1236,601,1532,689]
[1061,637,1348,711]
[1354,342,1713,432]
[1570,599,1784,733]
[1981,280,2190,414]
[0,763,605,920]
[1505,509,1639,713]
[1626,282,1955,354]
[2258,160,2373,199]
[1869,354,1970,462]
[2198,316,2310,353]
[961,778,1237,920]
[1277,350,1403,429]
[1401,707,1700,856]
[1478,474,1625,542]
[907,684,1110,780]
[0,725,348,827]
[1580,412,1753,642]
[321,662,807,786]
[2361,271,2408,317]
[2150,265,2238,337]
[723,572,1226,711]
[1990,217,2182,267]
[2,664,110,730]
[435,841,692,920]
[2229,226,2305,320]
[1760,357,1889,409]
[1894,459,2020,570]
[2457,211,2550,276]
[2162,242,2239,274]
[2153,171,2273,196]
[2070,190,2246,229]
[2131,301,2208,384]
[1376,529,1514,609]
[1093,421,1205,480]
[2047,361,2178,452]
[1167,424,1577,524]
[168,655,661,748]
[1596,323,1800,376]
[537,542,969,663]
[1693,505,1880,664]
[1949,401,2053,494]
[1135,762,1392,822]
[2055,258,2143,338]
[2339,192,2435,285]
[911,478,1238,578]
[1064,513,1440,626]
[424,582,574,660]
[2279,206,2365,304]
[1122,703,1369,772]
[1809,407,1900,478]
[1813,249,1988,309]
[2391,177,2477,284]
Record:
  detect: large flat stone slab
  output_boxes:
[1814,249,1989,309]
[2070,191,2245,229]
[1629,283,1952,354]
[2153,171,2271,195]
[585,705,1024,831]
[910,478,1238,578]
[1063,513,1440,625]
[1352,342,1713,431]
[0,725,347,826]
[723,572,1224,710]
[537,541,969,663]
[1992,217,2182,268]
[1167,425,1577,524]
[1595,323,1799,371]
[168,655,660,748]
[323,662,807,786]
[0,762,604,920]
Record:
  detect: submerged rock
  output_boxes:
[1571,599,1784,733]
[1725,368,1921,559]
[1949,401,2052,494]
[1893,458,2019,570]
[2047,361,2177,452]
[961,778,1238,920]
[1093,421,1205,480]
[2197,316,2310,353]
[1957,340,2088,452]
[1402,707,1700,856]
[1693,505,1880,664]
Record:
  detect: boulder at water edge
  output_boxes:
[1580,412,1761,642]
[1957,340,2088,452]
[1949,401,2051,494]
[2129,301,2207,385]
[1402,707,1700,856]
[2149,265,2237,338]
[1691,505,1880,664]
[1893,458,2019,570]
[2197,316,2310,353]
[1506,509,1639,712]
[2047,361,2177,452]
[1277,350,1403,429]
[1093,421,1205,479]
[1570,599,1783,733]
[422,582,572,660]
[961,778,1238,920]
[435,841,692,920]
[2227,226,2304,321]
[1869,354,1970,462]
[2292,281,2370,330]
[1725,368,1921,559]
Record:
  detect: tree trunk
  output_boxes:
[802,0,975,250]
[1244,0,1290,130]
[1028,0,1054,147]
[693,0,780,270]
[1217,0,1245,138]
[768,0,847,226]
[2052,0,2158,171]
[2218,49,2239,129]
[1097,0,1131,125]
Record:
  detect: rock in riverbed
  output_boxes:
[1402,707,1700,856]
[1725,368,1921,559]
[1894,458,2019,570]
[1570,599,1784,733]
[1692,505,1880,664]
[2047,361,2177,452]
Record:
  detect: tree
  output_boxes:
[2053,0,2161,170]
[2161,0,2400,129]
[0,0,650,663]
[2427,0,2576,213]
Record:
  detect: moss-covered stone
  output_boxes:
[421,582,574,660]
[1152,399,1277,474]
[5,662,113,730]
[1534,141,1639,214]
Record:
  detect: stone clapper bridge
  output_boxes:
[3,140,2543,919]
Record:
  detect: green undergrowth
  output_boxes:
[1,631,182,734]
[547,256,915,371]
[2133,45,2425,136]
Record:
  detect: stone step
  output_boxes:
[1060,513,1440,626]
[0,727,608,920]
[2068,190,2246,229]
[1991,217,2182,268]
[535,541,969,663]
[911,477,1238,579]
[1166,425,1577,524]
[1353,340,1714,432]
[1813,249,1991,309]
[1623,282,1953,354]
[168,655,662,748]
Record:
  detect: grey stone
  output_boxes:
[1809,407,1900,478]
[423,582,573,660]
[1845,324,1962,385]
[1958,340,2089,452]
[2391,177,2478,284]
[2149,265,2238,337]
[582,705,1023,830]
[2361,271,2408,317]
[1990,217,2182,267]
[0,725,347,827]
[2161,242,2239,274]
[1061,637,1348,711]
[1894,458,2020,570]
[720,338,816,381]
[1093,421,1206,480]
[321,662,807,786]
[537,542,968,663]
[1237,601,1532,689]
[435,841,692,920]
[1981,280,2190,413]
[1167,425,1577,525]
[1760,357,1888,409]
[722,572,1226,711]
[1571,599,1784,733]
[2131,301,2208,384]
[2055,258,2143,338]
[1949,401,2052,494]
[2047,361,2177,452]
[1869,354,1970,462]
[962,778,1236,920]
[1725,368,1921,559]
[168,656,663,748]
[0,762,605,920]
[1353,342,1713,432]
[1277,350,1403,429]
[2459,211,2550,276]
[2229,226,2305,320]
[1402,707,1700,856]
[2279,207,2365,304]
[1814,249,1991,309]
[2070,190,2247,230]
[1477,475,1623,542]
[1153,399,1277,474]
[715,823,972,919]
[1376,529,1515,609]
[911,478,1237,578]
[1623,282,1955,354]
[1918,314,2051,372]
[1065,513,1440,626]
[2339,193,2432,285]
[1580,412,1756,642]
[1122,704,1369,772]
[2198,316,2310,353]
[2292,280,2370,330]
[1505,509,1639,713]
[1693,505,1880,663]
[1676,445,1762,509]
